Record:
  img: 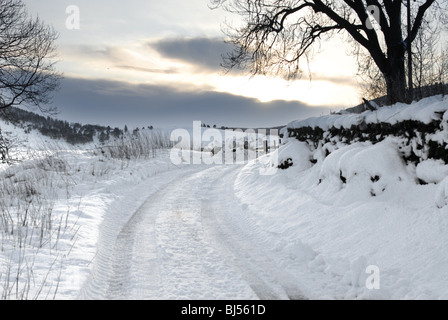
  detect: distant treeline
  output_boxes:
[0,107,126,144]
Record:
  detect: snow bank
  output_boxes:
[285,95,448,132]
[0,120,186,300]
[416,159,448,184]
[318,140,414,203]
[277,140,313,172]
[235,96,448,299]
[435,177,448,208]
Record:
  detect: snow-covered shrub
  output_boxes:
[416,159,448,184]
[276,140,312,172]
[278,158,293,170]
[316,140,413,202]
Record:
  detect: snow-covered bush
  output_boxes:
[276,140,312,172]
[416,159,448,184]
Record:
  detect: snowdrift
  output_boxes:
[235,95,448,299]
[285,95,448,130]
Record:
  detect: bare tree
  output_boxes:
[0,0,61,113]
[359,9,448,102]
[412,21,438,99]
[211,0,445,105]
[436,42,448,89]
[356,45,387,101]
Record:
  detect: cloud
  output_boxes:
[150,37,233,71]
[60,44,180,76]
[62,45,128,62]
[309,73,359,88]
[115,65,179,75]
[51,77,332,129]
[150,37,359,90]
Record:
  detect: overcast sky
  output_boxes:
[22,0,360,129]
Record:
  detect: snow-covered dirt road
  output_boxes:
[78,164,305,300]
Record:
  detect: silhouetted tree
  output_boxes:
[0,0,61,113]
[211,0,446,105]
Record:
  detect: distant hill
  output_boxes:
[0,107,124,144]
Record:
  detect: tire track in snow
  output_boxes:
[105,191,162,299]
[200,166,307,300]
[149,166,259,299]
[78,166,204,300]
[81,164,306,299]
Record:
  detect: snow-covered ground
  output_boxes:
[1,96,448,300]
[0,124,182,299]
[236,138,448,299]
[285,95,448,130]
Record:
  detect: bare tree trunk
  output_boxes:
[385,73,406,105]
[384,46,407,105]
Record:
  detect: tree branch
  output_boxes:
[405,0,436,45]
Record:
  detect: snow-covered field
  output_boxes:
[1,95,448,300]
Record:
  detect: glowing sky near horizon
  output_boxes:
[21,0,361,127]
